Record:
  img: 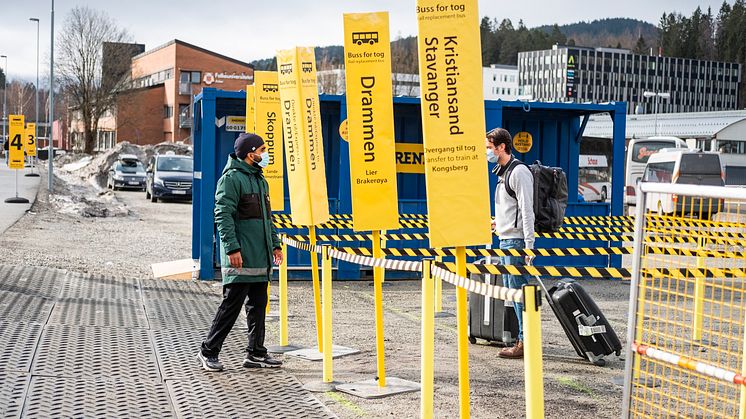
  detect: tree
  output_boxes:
[56,6,131,154]
[480,16,498,66]
[633,35,648,54]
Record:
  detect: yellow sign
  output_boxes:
[416,0,492,248]
[254,71,284,211]
[513,131,533,154]
[277,47,330,226]
[339,119,348,142]
[245,84,256,133]
[8,115,25,169]
[395,143,425,174]
[343,12,399,231]
[25,123,37,157]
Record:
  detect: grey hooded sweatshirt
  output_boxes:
[493,157,536,249]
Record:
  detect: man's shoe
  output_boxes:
[498,341,524,359]
[197,351,224,372]
[243,353,283,369]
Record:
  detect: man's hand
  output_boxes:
[490,218,496,232]
[273,249,284,266]
[525,255,535,266]
[228,252,243,268]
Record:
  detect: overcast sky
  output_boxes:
[0,0,727,82]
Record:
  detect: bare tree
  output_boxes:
[316,56,343,95]
[56,6,131,154]
[7,80,35,119]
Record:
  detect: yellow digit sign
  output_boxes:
[245,84,256,133]
[26,123,37,157]
[8,115,25,169]
[344,12,399,232]
[254,71,284,211]
[513,131,533,154]
[416,0,492,248]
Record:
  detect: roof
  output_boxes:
[133,39,254,69]
[585,110,746,140]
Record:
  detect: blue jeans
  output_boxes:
[499,239,529,341]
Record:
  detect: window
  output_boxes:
[180,72,190,83]
[164,106,173,118]
[643,162,675,183]
[191,71,201,84]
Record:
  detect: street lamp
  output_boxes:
[48,0,55,191]
[1,55,6,152]
[643,91,671,137]
[28,18,41,178]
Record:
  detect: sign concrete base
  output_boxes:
[4,197,29,204]
[266,344,304,354]
[336,377,420,399]
[303,380,342,393]
[285,345,360,361]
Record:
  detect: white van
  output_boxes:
[642,149,724,218]
[626,136,688,210]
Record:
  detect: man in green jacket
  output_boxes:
[198,133,283,372]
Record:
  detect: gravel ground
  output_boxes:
[1,170,632,418]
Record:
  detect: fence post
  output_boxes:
[455,246,470,419]
[372,229,386,388]
[279,239,289,346]
[740,323,746,417]
[622,184,649,417]
[435,253,443,313]
[522,284,544,419]
[421,259,435,418]
[692,231,706,343]
[321,244,334,384]
[310,226,323,352]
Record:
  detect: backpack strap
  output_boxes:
[502,157,525,201]
[499,157,527,229]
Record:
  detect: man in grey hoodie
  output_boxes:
[486,128,535,359]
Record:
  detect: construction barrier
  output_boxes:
[278,235,545,418]
[622,183,746,419]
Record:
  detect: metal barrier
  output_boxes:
[622,183,746,418]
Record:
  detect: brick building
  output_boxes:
[70,39,253,149]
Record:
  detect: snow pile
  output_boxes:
[49,174,129,218]
[57,141,192,189]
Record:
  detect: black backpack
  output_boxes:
[503,159,568,233]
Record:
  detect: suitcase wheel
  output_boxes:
[468,336,477,344]
[592,358,606,367]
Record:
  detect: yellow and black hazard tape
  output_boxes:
[441,262,746,279]
[440,262,631,279]
[431,263,524,304]
[272,220,427,230]
[334,245,746,259]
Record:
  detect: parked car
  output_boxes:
[642,149,724,218]
[145,154,193,202]
[107,154,146,191]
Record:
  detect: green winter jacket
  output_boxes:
[215,154,280,284]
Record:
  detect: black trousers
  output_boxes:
[201,281,268,358]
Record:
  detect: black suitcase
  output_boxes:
[537,277,622,366]
[468,258,520,345]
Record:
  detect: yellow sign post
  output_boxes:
[5,115,30,204]
[416,1,492,416]
[277,46,330,352]
[255,71,284,211]
[245,85,256,133]
[343,11,399,232]
[25,123,37,157]
[8,115,25,170]
[24,122,41,178]
[338,11,415,397]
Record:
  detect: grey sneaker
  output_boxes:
[197,351,224,372]
[243,353,282,368]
